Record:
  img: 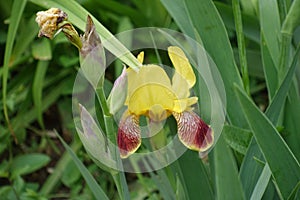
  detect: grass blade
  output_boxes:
[174,151,214,200]
[56,132,109,200]
[259,0,281,68]
[261,34,278,100]
[32,60,49,129]
[239,138,265,199]
[234,85,300,199]
[250,164,271,200]
[2,0,27,141]
[213,135,245,200]
[265,44,300,123]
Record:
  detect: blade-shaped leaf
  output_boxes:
[259,0,281,68]
[2,0,27,138]
[32,60,49,129]
[250,164,271,200]
[240,45,300,198]
[174,151,214,200]
[234,85,300,199]
[56,131,109,200]
[213,135,245,200]
[222,125,252,155]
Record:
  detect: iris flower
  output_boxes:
[117,46,213,158]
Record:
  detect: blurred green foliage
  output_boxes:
[0,0,299,199]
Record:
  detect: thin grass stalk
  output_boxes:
[2,0,27,143]
[232,0,250,94]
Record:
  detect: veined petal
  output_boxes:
[172,111,214,152]
[168,46,196,88]
[117,111,141,158]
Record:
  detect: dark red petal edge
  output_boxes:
[117,112,141,158]
[172,111,214,152]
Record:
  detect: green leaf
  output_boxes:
[148,169,176,200]
[61,161,81,187]
[223,125,252,155]
[32,60,49,129]
[11,153,50,178]
[240,45,300,198]
[287,181,300,200]
[265,45,300,124]
[259,0,281,68]
[213,135,245,200]
[12,15,39,59]
[261,34,278,100]
[39,140,82,195]
[2,0,27,137]
[239,138,265,199]
[284,96,300,162]
[174,151,214,200]
[250,164,271,200]
[281,0,300,35]
[56,131,109,200]
[234,85,300,199]
[32,39,52,60]
[89,0,147,26]
[176,174,187,200]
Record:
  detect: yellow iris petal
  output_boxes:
[168,46,196,88]
[137,51,144,63]
[173,97,198,113]
[126,65,177,120]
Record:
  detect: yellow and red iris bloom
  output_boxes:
[117,46,213,158]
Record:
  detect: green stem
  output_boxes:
[96,85,130,200]
[232,0,250,95]
[58,21,82,49]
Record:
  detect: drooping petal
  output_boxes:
[117,111,141,158]
[172,111,214,152]
[168,46,196,88]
